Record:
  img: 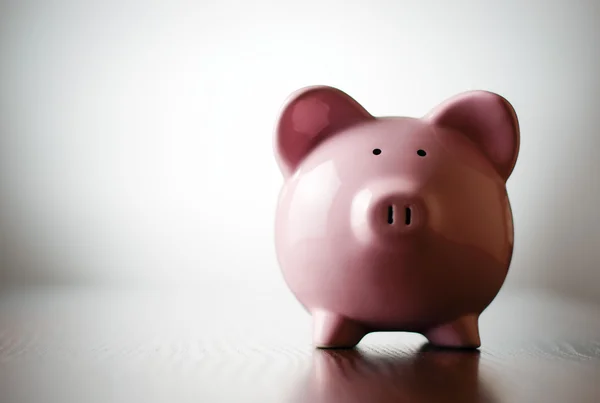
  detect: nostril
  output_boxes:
[386,205,414,226]
[405,206,412,226]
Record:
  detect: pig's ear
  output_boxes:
[426,91,520,181]
[274,86,374,177]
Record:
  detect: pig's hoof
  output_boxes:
[312,310,366,349]
[424,314,481,349]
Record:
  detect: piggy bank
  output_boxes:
[273,85,520,349]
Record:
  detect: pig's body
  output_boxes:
[273,87,519,348]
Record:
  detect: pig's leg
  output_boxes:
[424,314,481,349]
[312,310,367,349]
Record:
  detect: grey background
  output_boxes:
[0,0,599,303]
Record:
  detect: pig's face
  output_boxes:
[273,86,519,328]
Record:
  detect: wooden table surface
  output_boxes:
[0,287,599,403]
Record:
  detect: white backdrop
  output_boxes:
[0,0,599,303]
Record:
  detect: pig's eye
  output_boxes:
[372,148,382,155]
[417,149,427,157]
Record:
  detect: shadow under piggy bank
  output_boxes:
[293,344,495,403]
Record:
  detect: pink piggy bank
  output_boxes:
[273,86,520,349]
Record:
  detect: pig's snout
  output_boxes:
[371,193,425,234]
[351,179,427,241]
